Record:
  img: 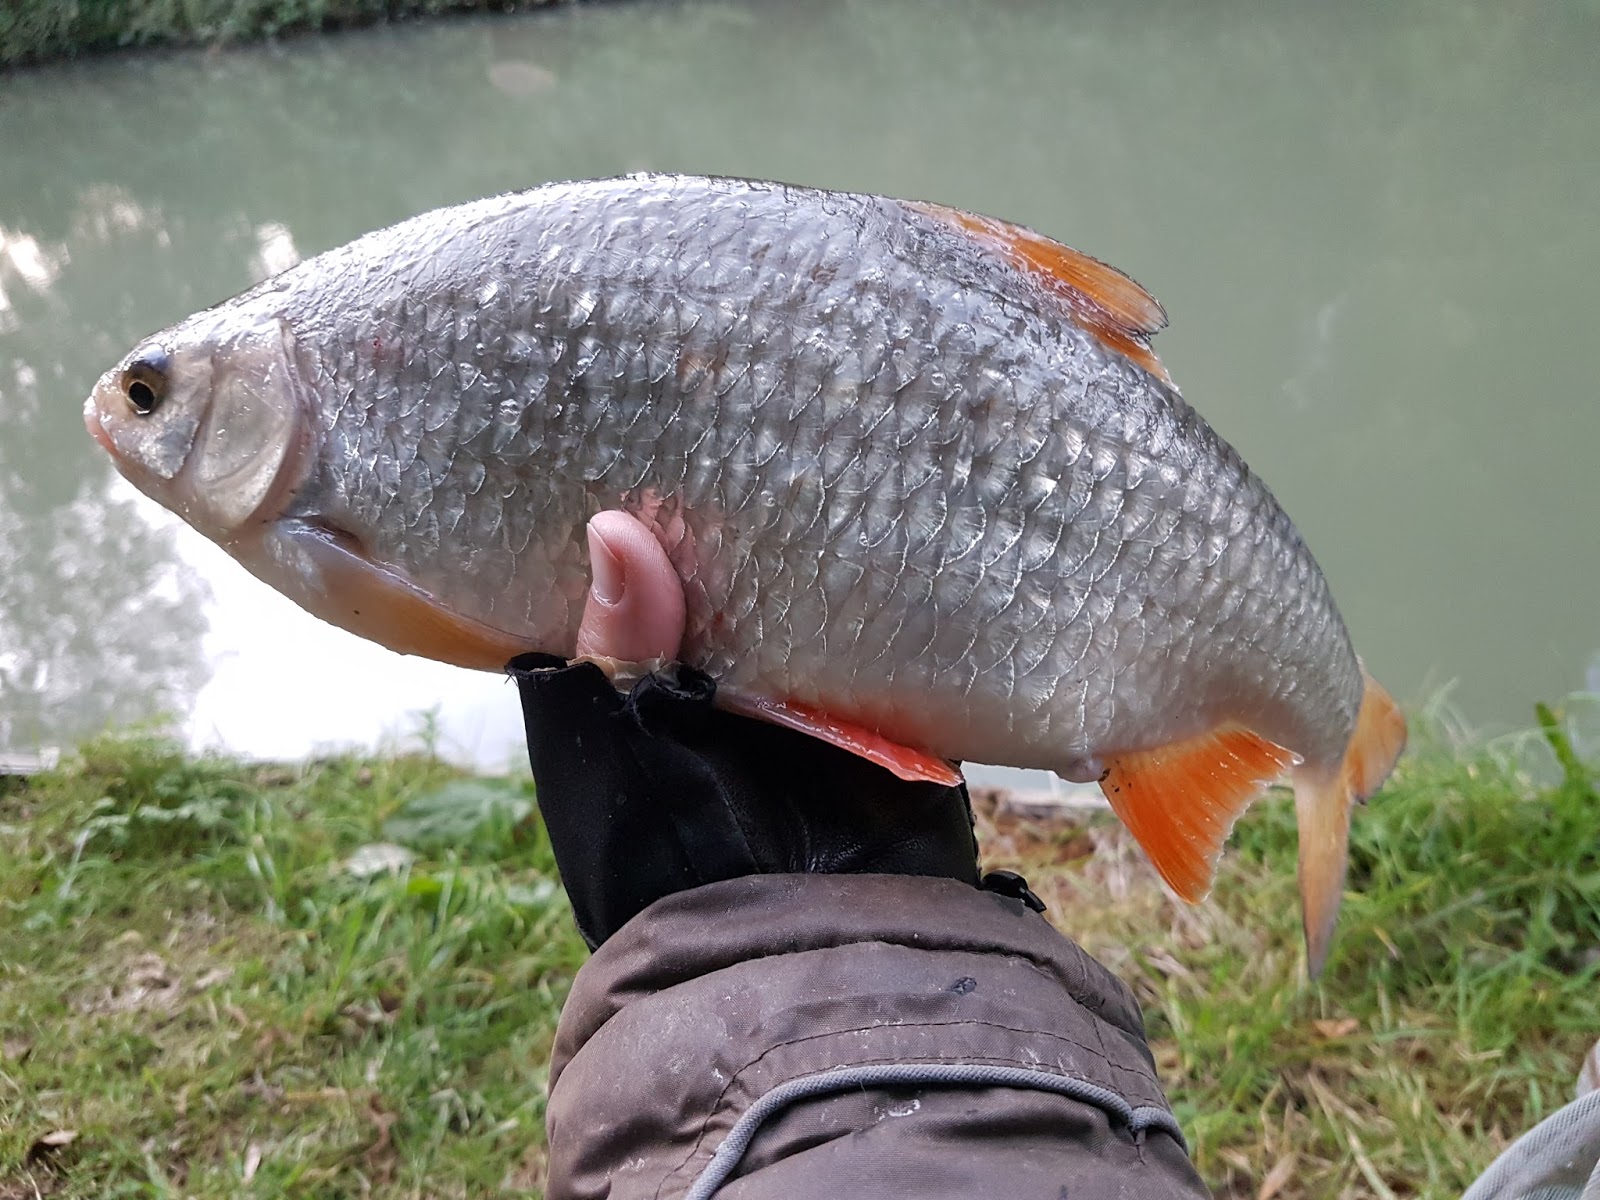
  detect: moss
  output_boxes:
[0,0,564,67]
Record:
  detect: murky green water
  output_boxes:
[2,0,1597,771]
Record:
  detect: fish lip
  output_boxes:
[83,396,115,453]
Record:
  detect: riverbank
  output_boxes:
[0,0,563,67]
[1,701,1596,1196]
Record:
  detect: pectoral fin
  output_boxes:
[268,520,531,670]
[718,690,964,786]
[1098,727,1300,902]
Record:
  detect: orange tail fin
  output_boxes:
[1098,727,1300,903]
[1293,669,1407,977]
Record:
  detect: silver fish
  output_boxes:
[86,175,1404,971]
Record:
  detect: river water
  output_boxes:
[1,0,1597,776]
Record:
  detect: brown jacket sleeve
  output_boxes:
[545,873,1211,1199]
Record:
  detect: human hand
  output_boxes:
[509,511,980,949]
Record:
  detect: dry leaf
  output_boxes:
[25,1128,78,1164]
[192,966,233,992]
[1257,1152,1299,1200]
[340,999,397,1029]
[364,1094,399,1185]
[1347,1130,1399,1200]
[345,842,414,879]
[2,1036,31,1063]
[243,1142,263,1183]
[1312,1017,1359,1039]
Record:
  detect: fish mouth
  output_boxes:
[83,397,115,454]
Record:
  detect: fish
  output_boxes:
[85,174,1405,973]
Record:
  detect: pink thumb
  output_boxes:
[573,510,686,664]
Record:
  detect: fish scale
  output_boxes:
[88,175,1406,973]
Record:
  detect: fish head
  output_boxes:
[85,305,307,541]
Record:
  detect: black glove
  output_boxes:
[508,653,981,948]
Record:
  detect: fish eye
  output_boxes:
[120,348,170,415]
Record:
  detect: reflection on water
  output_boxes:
[0,475,209,750]
[0,0,1597,768]
[0,188,209,751]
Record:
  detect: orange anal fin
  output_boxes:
[719,691,963,787]
[1294,667,1408,976]
[1098,727,1299,903]
[906,200,1172,385]
[269,520,531,671]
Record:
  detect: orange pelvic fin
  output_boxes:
[718,690,964,787]
[1294,669,1407,977]
[906,200,1172,385]
[1098,726,1300,903]
[274,521,531,671]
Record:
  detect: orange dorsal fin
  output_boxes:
[1098,726,1299,902]
[906,200,1172,384]
[1293,668,1407,976]
[717,689,964,787]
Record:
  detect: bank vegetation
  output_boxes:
[1,0,563,66]
[1,695,1597,1196]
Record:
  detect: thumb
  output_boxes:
[574,510,687,665]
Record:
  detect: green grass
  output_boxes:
[0,735,584,1197]
[1,697,1597,1197]
[977,694,1600,1198]
[0,0,562,67]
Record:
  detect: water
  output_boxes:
[2,0,1597,776]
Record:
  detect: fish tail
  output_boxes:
[1293,667,1407,977]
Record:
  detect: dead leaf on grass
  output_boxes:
[126,953,172,989]
[1257,1152,1298,1200]
[340,999,398,1030]
[191,966,233,992]
[25,1129,77,1165]
[345,842,414,878]
[76,951,185,1016]
[1312,1017,1360,1039]
[2,1036,31,1063]
[242,1142,263,1183]
[363,1094,399,1185]
[1141,949,1194,980]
